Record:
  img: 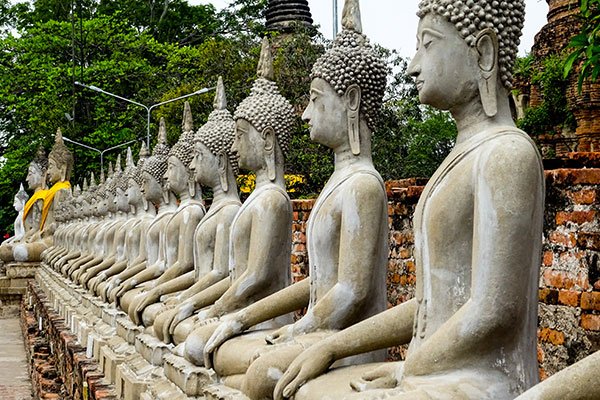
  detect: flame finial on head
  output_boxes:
[115,154,122,174]
[342,0,362,33]
[182,101,194,133]
[126,147,134,169]
[257,37,275,81]
[214,76,227,111]
[139,141,149,158]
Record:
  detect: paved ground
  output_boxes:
[0,319,32,400]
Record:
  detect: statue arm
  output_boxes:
[403,140,544,376]
[210,197,290,317]
[274,299,417,400]
[203,279,310,366]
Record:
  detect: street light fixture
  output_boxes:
[74,82,215,147]
[333,0,338,38]
[63,136,138,172]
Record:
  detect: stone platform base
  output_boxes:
[29,264,261,400]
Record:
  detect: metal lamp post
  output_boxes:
[74,82,215,147]
[63,136,139,172]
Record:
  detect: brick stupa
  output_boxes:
[265,0,314,33]
[522,0,600,158]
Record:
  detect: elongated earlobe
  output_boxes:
[218,152,229,192]
[346,84,362,155]
[262,127,276,181]
[476,28,499,118]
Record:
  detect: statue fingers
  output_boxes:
[274,365,302,400]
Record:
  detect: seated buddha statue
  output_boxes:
[170,37,295,354]
[0,147,48,262]
[81,148,143,289]
[108,119,178,304]
[13,128,73,263]
[200,6,390,397]
[134,77,242,332]
[91,144,157,297]
[273,1,544,399]
[2,184,29,245]
[116,104,206,316]
[71,155,131,283]
[46,175,96,272]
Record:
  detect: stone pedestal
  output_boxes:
[135,333,174,366]
[115,354,163,400]
[5,261,39,279]
[204,384,250,400]
[163,353,218,396]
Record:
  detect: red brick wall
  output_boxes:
[23,283,117,400]
[290,170,600,377]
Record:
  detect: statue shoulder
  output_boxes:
[477,129,543,183]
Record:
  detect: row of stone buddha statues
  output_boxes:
[3,0,596,398]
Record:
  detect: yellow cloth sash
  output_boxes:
[23,189,48,224]
[40,181,71,229]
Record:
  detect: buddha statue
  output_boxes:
[69,154,127,282]
[116,104,206,316]
[45,181,92,271]
[273,0,544,399]
[60,174,110,277]
[13,128,73,263]
[0,147,47,262]
[81,148,141,288]
[200,5,390,397]
[123,102,206,323]
[172,37,295,357]
[108,119,178,304]
[3,184,29,244]
[91,144,157,298]
[133,77,242,333]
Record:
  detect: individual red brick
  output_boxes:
[550,169,600,186]
[555,210,597,226]
[542,251,554,266]
[558,290,581,307]
[569,189,597,205]
[581,314,600,331]
[549,231,576,247]
[538,327,566,345]
[581,292,600,311]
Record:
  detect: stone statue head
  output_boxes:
[13,183,28,212]
[193,76,238,192]
[47,128,74,184]
[27,146,48,191]
[142,118,170,204]
[233,37,295,181]
[166,102,198,198]
[411,0,525,117]
[305,0,388,154]
[106,154,122,213]
[128,144,149,210]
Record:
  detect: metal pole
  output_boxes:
[63,136,103,171]
[75,82,215,148]
[333,0,338,38]
[99,139,139,162]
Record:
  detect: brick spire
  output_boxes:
[266,0,314,33]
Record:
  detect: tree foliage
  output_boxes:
[564,0,600,91]
[0,0,456,234]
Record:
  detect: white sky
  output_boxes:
[193,0,549,58]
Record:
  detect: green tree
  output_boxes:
[564,0,600,91]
